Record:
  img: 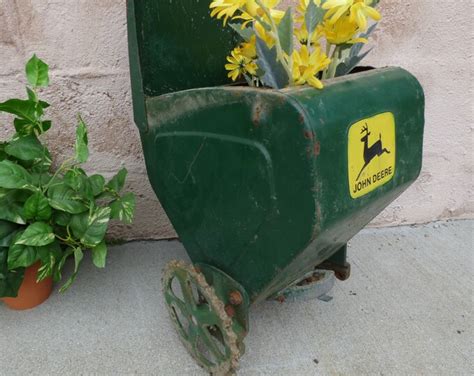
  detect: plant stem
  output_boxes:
[325,45,341,79]
[254,0,294,85]
[43,156,75,192]
[325,41,331,57]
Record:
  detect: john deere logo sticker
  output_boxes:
[348,112,396,199]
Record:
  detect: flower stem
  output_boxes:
[325,45,341,79]
[254,0,294,85]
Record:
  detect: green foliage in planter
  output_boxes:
[0,55,136,298]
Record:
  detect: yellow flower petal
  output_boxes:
[308,76,324,89]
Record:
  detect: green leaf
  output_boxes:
[91,241,107,268]
[25,54,49,88]
[54,247,74,283]
[8,238,38,270]
[0,99,38,123]
[75,117,89,163]
[255,36,289,89]
[0,143,7,161]
[4,134,47,161]
[0,221,19,240]
[89,175,105,196]
[36,240,62,265]
[0,160,34,190]
[254,14,272,31]
[31,172,53,186]
[350,23,377,58]
[0,189,27,224]
[36,241,60,283]
[278,8,294,55]
[35,241,62,281]
[110,192,136,224]
[64,170,82,191]
[53,211,72,226]
[305,1,325,34]
[70,207,111,248]
[36,260,52,282]
[74,247,83,271]
[63,169,93,200]
[229,23,254,42]
[25,88,50,111]
[0,247,25,298]
[14,118,35,136]
[26,87,38,102]
[106,168,127,193]
[15,222,55,247]
[40,120,52,133]
[0,201,25,224]
[0,230,19,248]
[59,247,83,293]
[47,183,88,214]
[23,192,52,221]
[335,48,374,77]
[0,220,20,247]
[30,159,53,174]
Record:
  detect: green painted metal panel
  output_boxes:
[126,0,237,100]
[141,87,317,302]
[137,68,424,302]
[260,68,425,300]
[127,0,148,132]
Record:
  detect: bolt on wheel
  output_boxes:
[163,260,241,375]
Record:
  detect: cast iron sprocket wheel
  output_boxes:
[163,260,241,375]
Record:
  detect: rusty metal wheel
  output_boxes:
[163,260,241,375]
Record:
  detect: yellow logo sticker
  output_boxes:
[348,112,396,199]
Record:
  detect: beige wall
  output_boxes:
[0,0,472,240]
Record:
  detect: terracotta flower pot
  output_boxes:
[2,262,53,310]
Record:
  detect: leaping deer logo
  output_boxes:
[356,123,391,181]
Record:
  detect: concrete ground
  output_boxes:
[1,220,472,376]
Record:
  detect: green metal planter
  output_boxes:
[127,1,425,373]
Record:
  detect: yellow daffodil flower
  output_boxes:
[294,24,324,46]
[323,0,381,31]
[240,36,257,59]
[210,0,245,25]
[322,14,368,45]
[292,45,331,89]
[240,0,281,18]
[210,0,283,25]
[225,47,258,81]
[349,1,381,30]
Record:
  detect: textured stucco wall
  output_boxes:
[0,0,472,240]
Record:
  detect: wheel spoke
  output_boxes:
[188,322,200,351]
[201,327,227,362]
[165,290,189,316]
[176,271,197,308]
[192,305,220,327]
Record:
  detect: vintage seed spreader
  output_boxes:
[127,1,425,373]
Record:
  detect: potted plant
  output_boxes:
[210,0,381,88]
[0,56,136,310]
